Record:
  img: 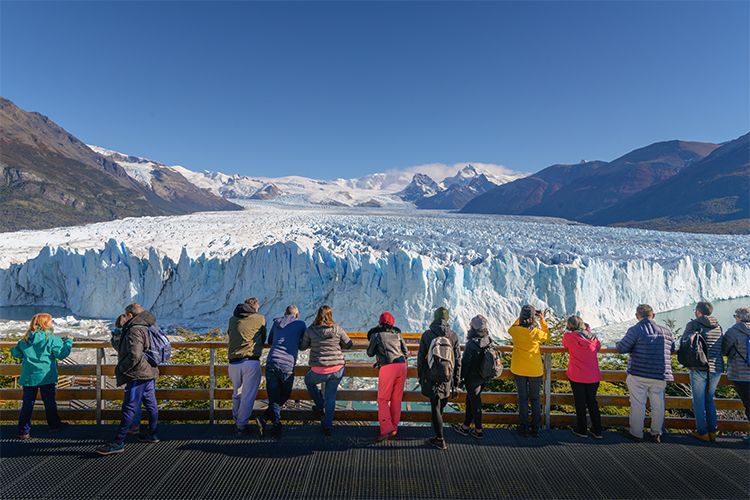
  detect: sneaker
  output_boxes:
[650,433,662,444]
[426,437,447,450]
[622,430,642,442]
[708,431,718,442]
[95,442,125,456]
[590,431,604,440]
[137,433,160,443]
[690,431,710,443]
[452,424,470,436]
[255,417,266,437]
[16,433,31,441]
[469,428,484,440]
[388,430,398,440]
[571,430,588,439]
[48,422,69,433]
[375,433,391,442]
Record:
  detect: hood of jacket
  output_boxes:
[370,324,402,335]
[467,327,489,340]
[695,315,720,330]
[310,324,339,340]
[575,328,597,341]
[125,311,156,329]
[429,320,450,337]
[733,321,750,336]
[274,314,298,329]
[233,303,257,318]
[25,329,49,346]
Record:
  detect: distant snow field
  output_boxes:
[1,203,748,340]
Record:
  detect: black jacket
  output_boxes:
[115,311,159,386]
[461,327,492,388]
[417,320,461,399]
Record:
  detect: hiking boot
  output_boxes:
[691,431,710,443]
[451,424,470,436]
[138,433,160,443]
[16,433,31,441]
[650,433,662,444]
[708,431,718,442]
[48,422,69,433]
[571,429,588,439]
[426,437,447,450]
[469,428,484,440]
[95,442,125,456]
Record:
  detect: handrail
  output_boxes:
[1,338,747,432]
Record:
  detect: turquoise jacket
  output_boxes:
[10,330,73,386]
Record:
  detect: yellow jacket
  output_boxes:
[509,317,549,377]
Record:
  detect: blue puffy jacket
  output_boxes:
[616,319,676,381]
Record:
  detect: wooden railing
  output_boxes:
[1,333,748,431]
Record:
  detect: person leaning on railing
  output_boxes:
[508,304,549,438]
[616,304,675,444]
[562,315,602,439]
[11,313,73,441]
[366,311,409,442]
[300,305,353,436]
[722,306,750,444]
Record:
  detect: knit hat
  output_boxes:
[433,307,449,322]
[379,312,395,327]
[470,315,488,331]
[520,305,536,320]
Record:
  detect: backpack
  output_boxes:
[677,324,708,370]
[427,336,455,383]
[478,340,502,380]
[144,324,172,367]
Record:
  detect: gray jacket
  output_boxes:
[115,311,159,386]
[367,325,408,367]
[683,316,724,373]
[300,324,353,367]
[722,321,750,382]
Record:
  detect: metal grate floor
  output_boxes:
[0,425,748,499]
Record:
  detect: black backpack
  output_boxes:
[478,339,502,381]
[677,324,709,370]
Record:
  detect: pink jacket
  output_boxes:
[562,331,601,383]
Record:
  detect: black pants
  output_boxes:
[570,381,602,434]
[430,396,448,439]
[733,380,750,421]
[463,384,484,429]
[514,375,542,431]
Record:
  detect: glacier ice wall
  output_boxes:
[2,239,749,338]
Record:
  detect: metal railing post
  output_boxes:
[544,351,552,431]
[96,347,104,425]
[209,347,216,425]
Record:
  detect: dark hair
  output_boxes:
[636,304,654,320]
[566,315,585,332]
[695,301,713,316]
[285,304,299,316]
[313,305,334,327]
[125,303,145,315]
[519,304,535,328]
[115,314,128,328]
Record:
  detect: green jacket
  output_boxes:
[10,330,73,387]
[227,303,267,362]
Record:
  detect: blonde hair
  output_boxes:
[24,313,53,342]
[313,305,334,327]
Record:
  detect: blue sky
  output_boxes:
[1,1,748,178]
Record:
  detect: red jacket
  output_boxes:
[562,330,601,383]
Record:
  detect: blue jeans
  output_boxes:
[514,375,542,431]
[689,370,722,435]
[265,365,294,425]
[18,384,61,435]
[304,367,344,430]
[114,379,158,445]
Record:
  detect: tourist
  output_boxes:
[111,314,141,436]
[683,301,724,442]
[418,307,461,450]
[562,315,603,439]
[509,305,549,437]
[453,314,496,439]
[301,305,353,436]
[11,313,73,440]
[226,297,267,437]
[262,304,306,439]
[616,304,675,443]
[722,307,750,444]
[96,304,160,455]
[367,311,409,441]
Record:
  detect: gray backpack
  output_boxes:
[478,339,502,380]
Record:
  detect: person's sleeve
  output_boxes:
[616,327,637,354]
[366,334,377,357]
[339,328,353,349]
[9,342,22,360]
[538,318,550,343]
[299,328,311,351]
[267,324,276,346]
[669,334,677,354]
[51,337,73,360]
[452,337,462,388]
[460,346,471,382]
[400,338,409,358]
[417,335,427,381]
[594,339,602,353]
[260,323,267,345]
[562,333,570,351]
[722,333,733,356]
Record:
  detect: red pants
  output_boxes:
[377,362,407,435]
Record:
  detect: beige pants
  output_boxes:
[626,374,666,438]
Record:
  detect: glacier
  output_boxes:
[1,204,749,339]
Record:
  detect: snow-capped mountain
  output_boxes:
[2,204,748,337]
[87,145,524,209]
